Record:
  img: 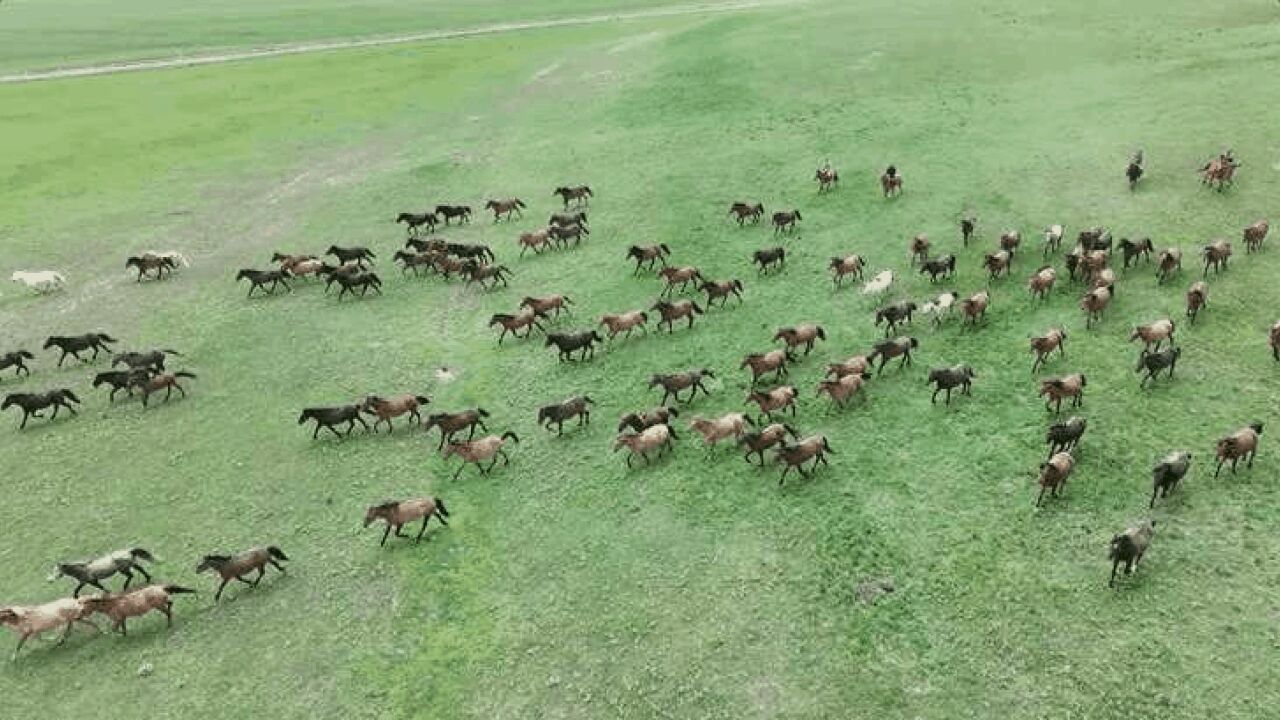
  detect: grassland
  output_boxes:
[3,0,1280,718]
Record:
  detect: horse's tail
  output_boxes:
[163,585,198,595]
[266,546,289,561]
[415,396,431,406]
[435,497,450,517]
[174,371,197,379]
[515,199,526,208]
[130,548,156,563]
[161,349,183,356]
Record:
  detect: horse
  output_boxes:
[545,330,603,362]
[125,255,176,281]
[364,497,450,546]
[132,371,196,407]
[651,300,703,333]
[333,272,382,299]
[1129,318,1175,351]
[1215,422,1263,477]
[423,408,489,450]
[960,215,977,245]
[325,245,376,267]
[1043,225,1064,256]
[626,244,671,274]
[1185,282,1208,324]
[1046,416,1086,459]
[550,211,588,227]
[700,279,744,307]
[771,210,801,234]
[80,584,196,636]
[0,350,35,378]
[485,198,525,222]
[1198,151,1239,191]
[909,234,931,266]
[927,365,975,405]
[1126,150,1144,190]
[490,311,544,343]
[1243,220,1269,253]
[1038,373,1086,413]
[1117,238,1153,269]
[753,247,786,274]
[236,268,291,297]
[880,166,903,197]
[830,254,866,287]
[738,423,798,465]
[1150,451,1191,507]
[728,202,764,225]
[553,186,593,209]
[2,389,80,429]
[657,266,704,296]
[649,369,715,405]
[874,301,917,335]
[613,424,676,468]
[1026,265,1056,301]
[434,204,472,225]
[549,222,589,247]
[1156,248,1182,284]
[868,336,917,375]
[773,324,825,354]
[113,349,181,373]
[44,333,116,366]
[0,597,98,661]
[1108,520,1155,587]
[537,396,593,435]
[775,435,835,485]
[395,211,437,235]
[618,406,678,434]
[1136,346,1180,387]
[741,349,794,385]
[1036,451,1075,507]
[815,164,839,192]
[11,270,66,294]
[518,228,556,256]
[1030,328,1067,373]
[359,394,430,432]
[919,254,955,282]
[54,548,155,596]
[1202,240,1232,276]
[599,310,649,341]
[442,432,520,480]
[93,369,152,401]
[461,262,512,290]
[196,547,289,601]
[297,405,369,439]
[689,412,753,448]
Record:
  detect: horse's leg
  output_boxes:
[379,525,392,546]
[325,423,343,439]
[120,567,134,590]
[451,463,466,481]
[18,410,30,429]
[415,516,431,542]
[215,577,230,602]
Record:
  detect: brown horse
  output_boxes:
[1243,220,1269,253]
[1202,240,1232,276]
[1185,282,1208,324]
[485,198,526,222]
[658,266,704,296]
[196,546,288,601]
[599,310,649,340]
[651,299,703,333]
[521,294,573,317]
[489,310,545,343]
[775,435,835,485]
[442,432,520,480]
[700,279,744,307]
[1038,373,1086,413]
[773,324,825,355]
[771,210,801,234]
[364,497,449,546]
[553,185,593,208]
[741,349,794,384]
[1027,265,1056,301]
[829,254,865,287]
[132,371,196,407]
[80,585,196,636]
[909,234,930,266]
[1199,151,1239,191]
[359,394,430,432]
[880,166,903,197]
[1030,328,1067,373]
[423,408,489,450]
[626,244,671,274]
[815,164,839,192]
[518,228,555,256]
[125,255,175,281]
[1156,248,1182,284]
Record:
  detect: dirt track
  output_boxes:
[0,0,791,84]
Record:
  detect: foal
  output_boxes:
[196,546,289,601]
[364,497,450,546]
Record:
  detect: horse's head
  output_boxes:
[195,556,228,574]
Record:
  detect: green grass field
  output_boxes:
[4,0,1280,717]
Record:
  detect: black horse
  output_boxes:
[545,330,603,362]
[333,272,383,300]
[874,301,918,335]
[43,333,117,366]
[298,405,369,439]
[445,242,495,262]
[550,211,588,227]
[434,205,472,225]
[919,254,956,282]
[112,348,181,372]
[325,245,376,267]
[1117,238,1153,269]
[550,223,589,247]
[927,364,975,405]
[536,396,594,435]
[753,247,786,274]
[93,369,152,401]
[2,389,80,429]
[1046,416,1087,458]
[1136,346,1180,387]
[395,212,437,236]
[0,350,35,378]
[236,268,291,297]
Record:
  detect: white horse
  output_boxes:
[11,270,67,294]
[860,269,894,296]
[142,251,191,268]
[920,291,958,326]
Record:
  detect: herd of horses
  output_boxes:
[1,148,1274,659]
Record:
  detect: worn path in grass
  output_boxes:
[4,1,1280,718]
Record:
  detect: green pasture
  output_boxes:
[3,1,1280,718]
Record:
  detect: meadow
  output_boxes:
[3,0,1280,717]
